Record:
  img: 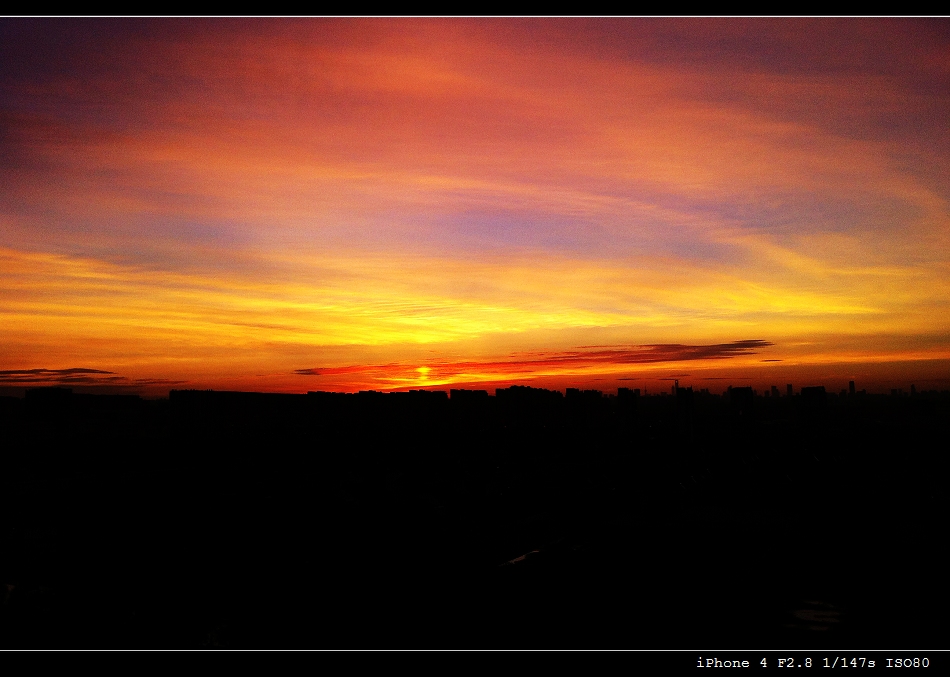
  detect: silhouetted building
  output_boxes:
[849,380,855,396]
[800,386,827,412]
[675,383,694,429]
[496,385,563,402]
[787,384,793,397]
[25,386,73,401]
[450,389,489,401]
[407,389,448,401]
[728,386,754,416]
[616,387,638,422]
[566,388,603,401]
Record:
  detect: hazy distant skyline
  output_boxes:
[2,18,949,395]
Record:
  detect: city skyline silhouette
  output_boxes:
[3,382,949,648]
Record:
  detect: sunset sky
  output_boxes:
[2,18,949,396]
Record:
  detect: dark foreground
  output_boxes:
[1,386,948,649]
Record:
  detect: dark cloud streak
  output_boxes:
[0,368,113,376]
[296,340,774,379]
[0,367,185,389]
